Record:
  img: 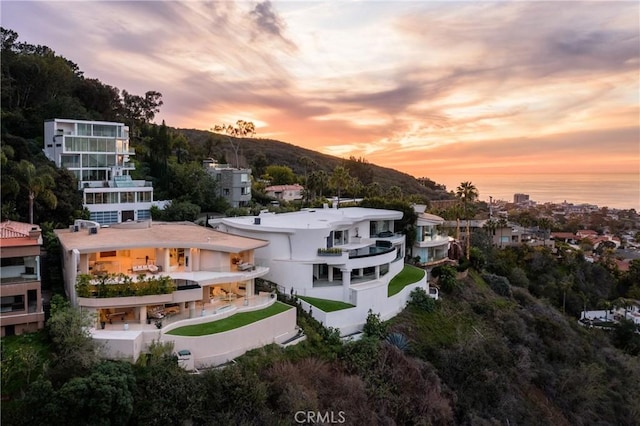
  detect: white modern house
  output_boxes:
[217,206,430,334]
[54,220,297,366]
[44,119,159,225]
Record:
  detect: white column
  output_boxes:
[375,265,380,279]
[341,269,351,302]
[328,266,334,282]
[35,255,41,281]
[139,306,147,324]
[188,301,196,318]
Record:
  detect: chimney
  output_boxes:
[28,226,41,240]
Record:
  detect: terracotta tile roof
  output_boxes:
[0,220,34,239]
[0,221,41,247]
[265,184,304,192]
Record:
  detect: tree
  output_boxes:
[307,170,328,199]
[265,165,295,185]
[212,120,256,168]
[365,182,382,198]
[387,185,403,200]
[16,160,57,224]
[46,294,100,383]
[347,176,363,201]
[330,166,351,205]
[537,217,552,247]
[298,156,317,205]
[455,181,479,258]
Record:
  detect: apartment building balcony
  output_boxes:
[415,234,450,248]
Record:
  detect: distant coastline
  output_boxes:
[429,173,639,211]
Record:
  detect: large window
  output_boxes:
[82,154,116,168]
[92,124,118,137]
[85,192,118,204]
[137,191,151,202]
[1,295,25,313]
[89,211,118,225]
[66,137,116,152]
[332,230,349,246]
[61,154,80,168]
[121,192,135,203]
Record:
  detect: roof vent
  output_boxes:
[254,217,261,225]
[88,227,98,235]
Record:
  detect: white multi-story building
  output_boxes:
[411,205,451,267]
[55,220,296,366]
[218,206,431,334]
[44,119,155,225]
[203,159,252,208]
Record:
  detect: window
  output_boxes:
[137,192,151,202]
[333,229,349,246]
[1,295,25,313]
[27,289,38,313]
[1,257,25,267]
[61,154,80,168]
[240,173,249,182]
[121,192,135,203]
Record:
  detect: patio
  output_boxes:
[93,292,275,332]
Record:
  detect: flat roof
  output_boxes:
[55,221,268,253]
[222,207,403,232]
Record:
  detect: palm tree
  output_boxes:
[330,166,350,207]
[298,156,317,205]
[365,182,381,198]
[455,181,479,219]
[347,176,363,202]
[455,181,478,258]
[16,160,57,224]
[307,170,328,200]
[387,185,403,201]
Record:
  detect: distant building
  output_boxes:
[44,119,158,225]
[203,159,252,208]
[514,193,530,204]
[265,184,304,201]
[0,221,45,337]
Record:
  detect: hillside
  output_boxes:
[177,127,453,201]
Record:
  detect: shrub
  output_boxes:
[385,332,410,352]
[363,310,387,339]
[407,287,437,312]
[482,273,512,297]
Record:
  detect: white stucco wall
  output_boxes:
[161,305,297,367]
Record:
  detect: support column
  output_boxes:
[341,269,351,302]
[328,266,334,282]
[375,265,380,279]
[139,306,147,324]
[188,301,196,318]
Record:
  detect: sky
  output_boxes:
[2,1,639,184]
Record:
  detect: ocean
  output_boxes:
[429,173,640,211]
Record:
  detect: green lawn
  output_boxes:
[298,296,355,312]
[388,265,426,296]
[166,302,292,336]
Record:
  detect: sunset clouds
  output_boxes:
[2,1,638,178]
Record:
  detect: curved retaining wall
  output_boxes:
[160,303,297,368]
